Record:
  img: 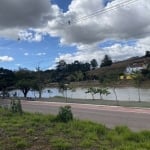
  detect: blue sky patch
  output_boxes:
[99,39,137,48]
[51,0,72,12]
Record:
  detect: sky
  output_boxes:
[0,0,150,70]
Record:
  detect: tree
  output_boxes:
[90,59,98,70]
[15,69,34,98]
[0,68,15,98]
[32,67,45,98]
[16,79,31,98]
[133,72,143,102]
[83,62,91,72]
[145,51,150,57]
[96,87,110,100]
[100,55,112,67]
[70,71,84,81]
[56,60,67,71]
[99,73,120,105]
[58,82,69,102]
[85,87,97,100]
[55,60,68,82]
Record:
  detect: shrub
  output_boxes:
[56,105,73,123]
[10,99,23,115]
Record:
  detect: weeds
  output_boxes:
[0,107,150,150]
[10,99,23,115]
[50,138,72,150]
[56,105,73,123]
[11,136,29,149]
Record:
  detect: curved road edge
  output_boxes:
[21,100,150,131]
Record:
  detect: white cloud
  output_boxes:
[19,30,44,42]
[24,53,29,56]
[55,41,146,65]
[43,0,150,46]
[0,0,60,39]
[36,52,46,56]
[0,0,150,65]
[16,64,21,67]
[1,0,150,44]
[49,0,150,64]
[0,56,14,62]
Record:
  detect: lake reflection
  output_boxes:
[9,87,150,102]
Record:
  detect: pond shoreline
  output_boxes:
[47,80,150,88]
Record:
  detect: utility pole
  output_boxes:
[36,65,42,99]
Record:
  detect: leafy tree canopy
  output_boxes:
[100,55,112,67]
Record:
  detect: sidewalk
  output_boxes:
[35,97,150,108]
[1,97,150,108]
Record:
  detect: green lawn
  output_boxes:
[0,107,150,150]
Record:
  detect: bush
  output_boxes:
[56,105,73,123]
[10,99,23,115]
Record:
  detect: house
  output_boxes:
[120,62,147,80]
[125,63,147,74]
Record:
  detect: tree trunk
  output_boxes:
[92,94,95,100]
[138,87,141,103]
[22,89,29,98]
[23,91,27,98]
[99,94,103,100]
[113,87,119,105]
[65,90,67,102]
[38,90,42,99]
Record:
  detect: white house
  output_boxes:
[125,63,147,74]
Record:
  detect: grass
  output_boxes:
[0,107,150,150]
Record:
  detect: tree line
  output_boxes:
[0,53,150,99]
[0,55,112,98]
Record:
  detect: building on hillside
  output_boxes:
[120,62,148,80]
[125,63,147,74]
[119,74,134,80]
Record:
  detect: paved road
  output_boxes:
[21,100,150,131]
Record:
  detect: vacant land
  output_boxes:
[0,107,150,150]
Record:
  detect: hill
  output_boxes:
[88,56,150,77]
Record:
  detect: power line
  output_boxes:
[65,0,139,25]
[0,0,140,44]
[43,0,139,36]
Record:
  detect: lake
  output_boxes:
[9,87,150,102]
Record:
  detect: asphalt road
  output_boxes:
[21,100,150,131]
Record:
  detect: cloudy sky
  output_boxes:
[0,0,150,70]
